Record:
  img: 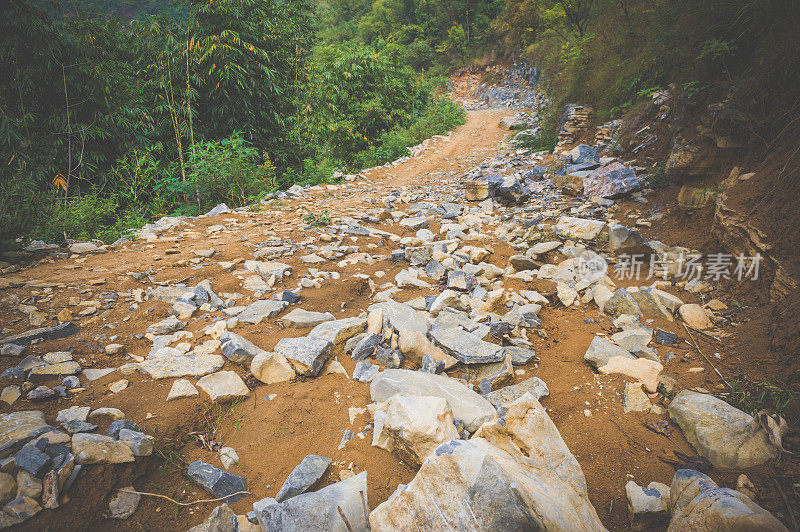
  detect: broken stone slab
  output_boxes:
[309,317,366,353]
[623,383,651,413]
[352,362,380,383]
[250,351,295,384]
[253,471,368,532]
[72,433,134,465]
[238,300,287,325]
[428,326,504,364]
[370,369,496,432]
[278,309,335,329]
[371,394,605,531]
[0,411,48,458]
[139,354,225,379]
[582,162,641,199]
[599,356,663,393]
[220,331,266,366]
[502,346,538,366]
[668,391,779,469]
[188,460,248,504]
[368,301,429,334]
[630,288,674,322]
[554,216,606,240]
[196,371,250,402]
[187,503,238,532]
[0,322,79,347]
[275,336,333,377]
[371,394,459,467]
[667,469,787,531]
[609,225,653,256]
[275,455,332,502]
[167,379,199,401]
[485,377,549,407]
[604,288,643,319]
[146,316,184,335]
[584,336,636,368]
[28,361,82,379]
[397,328,457,369]
[625,480,669,531]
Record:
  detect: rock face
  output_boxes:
[253,471,368,532]
[370,369,496,432]
[668,391,779,469]
[370,394,605,531]
[667,469,787,531]
[371,395,459,467]
[275,455,332,502]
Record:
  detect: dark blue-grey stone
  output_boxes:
[275,455,332,502]
[108,419,142,439]
[0,322,79,347]
[15,443,52,477]
[656,328,678,345]
[351,333,379,361]
[377,348,403,369]
[188,460,247,503]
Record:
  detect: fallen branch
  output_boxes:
[772,475,799,531]
[682,323,729,387]
[118,489,250,507]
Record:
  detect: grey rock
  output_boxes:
[0,322,79,347]
[604,288,642,318]
[253,472,368,532]
[351,334,379,361]
[220,331,266,366]
[569,144,599,164]
[278,309,335,329]
[139,354,225,379]
[502,346,538,366]
[429,326,504,364]
[146,316,184,335]
[583,162,641,198]
[108,419,143,439]
[584,336,636,368]
[446,271,471,292]
[399,217,429,231]
[371,369,496,432]
[368,301,429,334]
[275,336,333,377]
[275,455,332,503]
[309,317,366,348]
[609,225,653,256]
[188,503,238,532]
[238,300,287,325]
[353,362,380,383]
[0,344,25,357]
[485,377,549,407]
[118,429,153,456]
[425,260,446,281]
[377,348,403,369]
[421,354,445,374]
[60,420,97,434]
[656,329,678,345]
[14,444,51,477]
[27,386,55,401]
[109,486,141,519]
[188,460,248,503]
[667,469,787,531]
[668,391,779,469]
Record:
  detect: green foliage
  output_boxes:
[645,162,669,189]
[723,377,794,417]
[513,129,558,153]
[304,209,331,227]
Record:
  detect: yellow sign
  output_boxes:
[52,174,68,191]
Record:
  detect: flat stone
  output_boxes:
[485,377,549,407]
[502,346,538,366]
[0,411,48,458]
[72,433,134,465]
[196,371,250,402]
[238,300,287,325]
[275,337,333,377]
[146,316,185,335]
[678,303,713,330]
[188,460,247,503]
[15,444,51,477]
[167,379,199,401]
[82,367,116,381]
[584,336,635,368]
[598,356,663,393]
[109,486,140,519]
[253,472,368,531]
[429,326,504,364]
[554,216,606,240]
[368,301,429,334]
[0,386,21,405]
[55,407,90,423]
[0,322,79,347]
[309,317,366,349]
[139,355,225,379]
[668,391,779,469]
[370,369,497,432]
[275,455,332,502]
[278,309,335,329]
[28,361,82,378]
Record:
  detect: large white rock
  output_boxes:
[668,391,779,469]
[598,356,663,393]
[254,471,369,532]
[667,469,787,531]
[554,216,606,240]
[139,355,225,379]
[196,371,250,402]
[370,369,496,432]
[678,304,713,330]
[371,395,459,467]
[370,394,605,531]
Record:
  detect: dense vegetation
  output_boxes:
[2,0,797,250]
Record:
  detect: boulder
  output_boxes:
[253,471,368,532]
[609,225,653,256]
[371,395,459,467]
[583,162,641,198]
[370,395,605,531]
[72,433,134,465]
[370,369,496,432]
[668,391,779,469]
[667,469,787,531]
